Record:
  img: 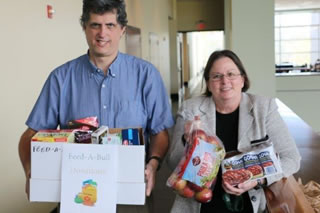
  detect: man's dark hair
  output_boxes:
[203,50,250,96]
[80,0,128,28]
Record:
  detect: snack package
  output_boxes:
[121,128,140,145]
[101,132,122,145]
[91,126,108,144]
[74,130,93,144]
[167,116,226,203]
[31,129,75,143]
[67,116,99,131]
[221,144,282,186]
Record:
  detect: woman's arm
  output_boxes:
[265,98,301,185]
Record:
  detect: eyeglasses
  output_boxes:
[209,72,242,82]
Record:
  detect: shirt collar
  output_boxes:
[109,52,122,77]
[85,51,122,77]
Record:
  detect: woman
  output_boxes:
[167,50,301,213]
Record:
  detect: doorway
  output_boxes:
[177,30,224,105]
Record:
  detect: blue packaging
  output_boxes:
[121,128,140,145]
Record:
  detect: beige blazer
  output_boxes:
[167,93,301,213]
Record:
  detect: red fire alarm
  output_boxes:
[196,20,206,31]
[47,5,55,19]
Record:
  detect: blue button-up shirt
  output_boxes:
[26,52,174,144]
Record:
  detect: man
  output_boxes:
[18,0,174,212]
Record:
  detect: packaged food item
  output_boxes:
[221,144,282,186]
[31,129,75,143]
[74,130,93,144]
[258,150,278,175]
[243,154,264,179]
[121,128,140,145]
[67,116,99,131]
[101,132,122,145]
[167,116,225,203]
[91,126,108,144]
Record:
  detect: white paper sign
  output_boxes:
[60,144,118,213]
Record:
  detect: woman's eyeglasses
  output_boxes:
[209,72,242,82]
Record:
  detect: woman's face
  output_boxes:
[207,57,244,103]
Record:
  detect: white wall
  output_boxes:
[276,75,320,133]
[225,0,276,98]
[0,0,172,212]
[0,1,86,212]
[125,0,172,95]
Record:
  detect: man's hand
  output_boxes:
[19,128,37,199]
[146,129,169,196]
[25,171,31,200]
[145,159,158,196]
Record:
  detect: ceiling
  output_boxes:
[275,0,320,10]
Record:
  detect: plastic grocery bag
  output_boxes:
[167,116,226,203]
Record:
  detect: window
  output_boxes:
[275,10,320,68]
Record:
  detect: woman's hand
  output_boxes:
[222,179,263,196]
[183,120,193,143]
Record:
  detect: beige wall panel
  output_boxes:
[276,75,320,133]
[0,0,86,212]
[227,0,276,97]
[177,0,224,32]
[125,0,171,94]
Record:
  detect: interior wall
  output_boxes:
[125,0,172,95]
[0,0,172,212]
[169,0,180,95]
[276,75,320,133]
[225,0,276,98]
[0,1,86,212]
[177,0,224,32]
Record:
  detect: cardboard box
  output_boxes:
[30,128,145,205]
[30,179,146,205]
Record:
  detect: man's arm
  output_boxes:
[145,129,169,196]
[18,128,37,196]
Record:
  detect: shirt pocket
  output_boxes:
[113,100,147,129]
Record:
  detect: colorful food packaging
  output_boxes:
[121,128,140,145]
[91,126,108,144]
[101,132,122,145]
[31,129,75,143]
[167,116,225,203]
[74,130,93,144]
[221,144,282,186]
[243,154,264,179]
[67,116,99,131]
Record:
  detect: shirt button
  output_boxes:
[251,196,257,202]
[102,84,105,88]
[103,105,107,109]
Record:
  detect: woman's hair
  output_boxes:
[80,0,128,28]
[203,50,250,96]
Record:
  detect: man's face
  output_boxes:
[83,11,125,60]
